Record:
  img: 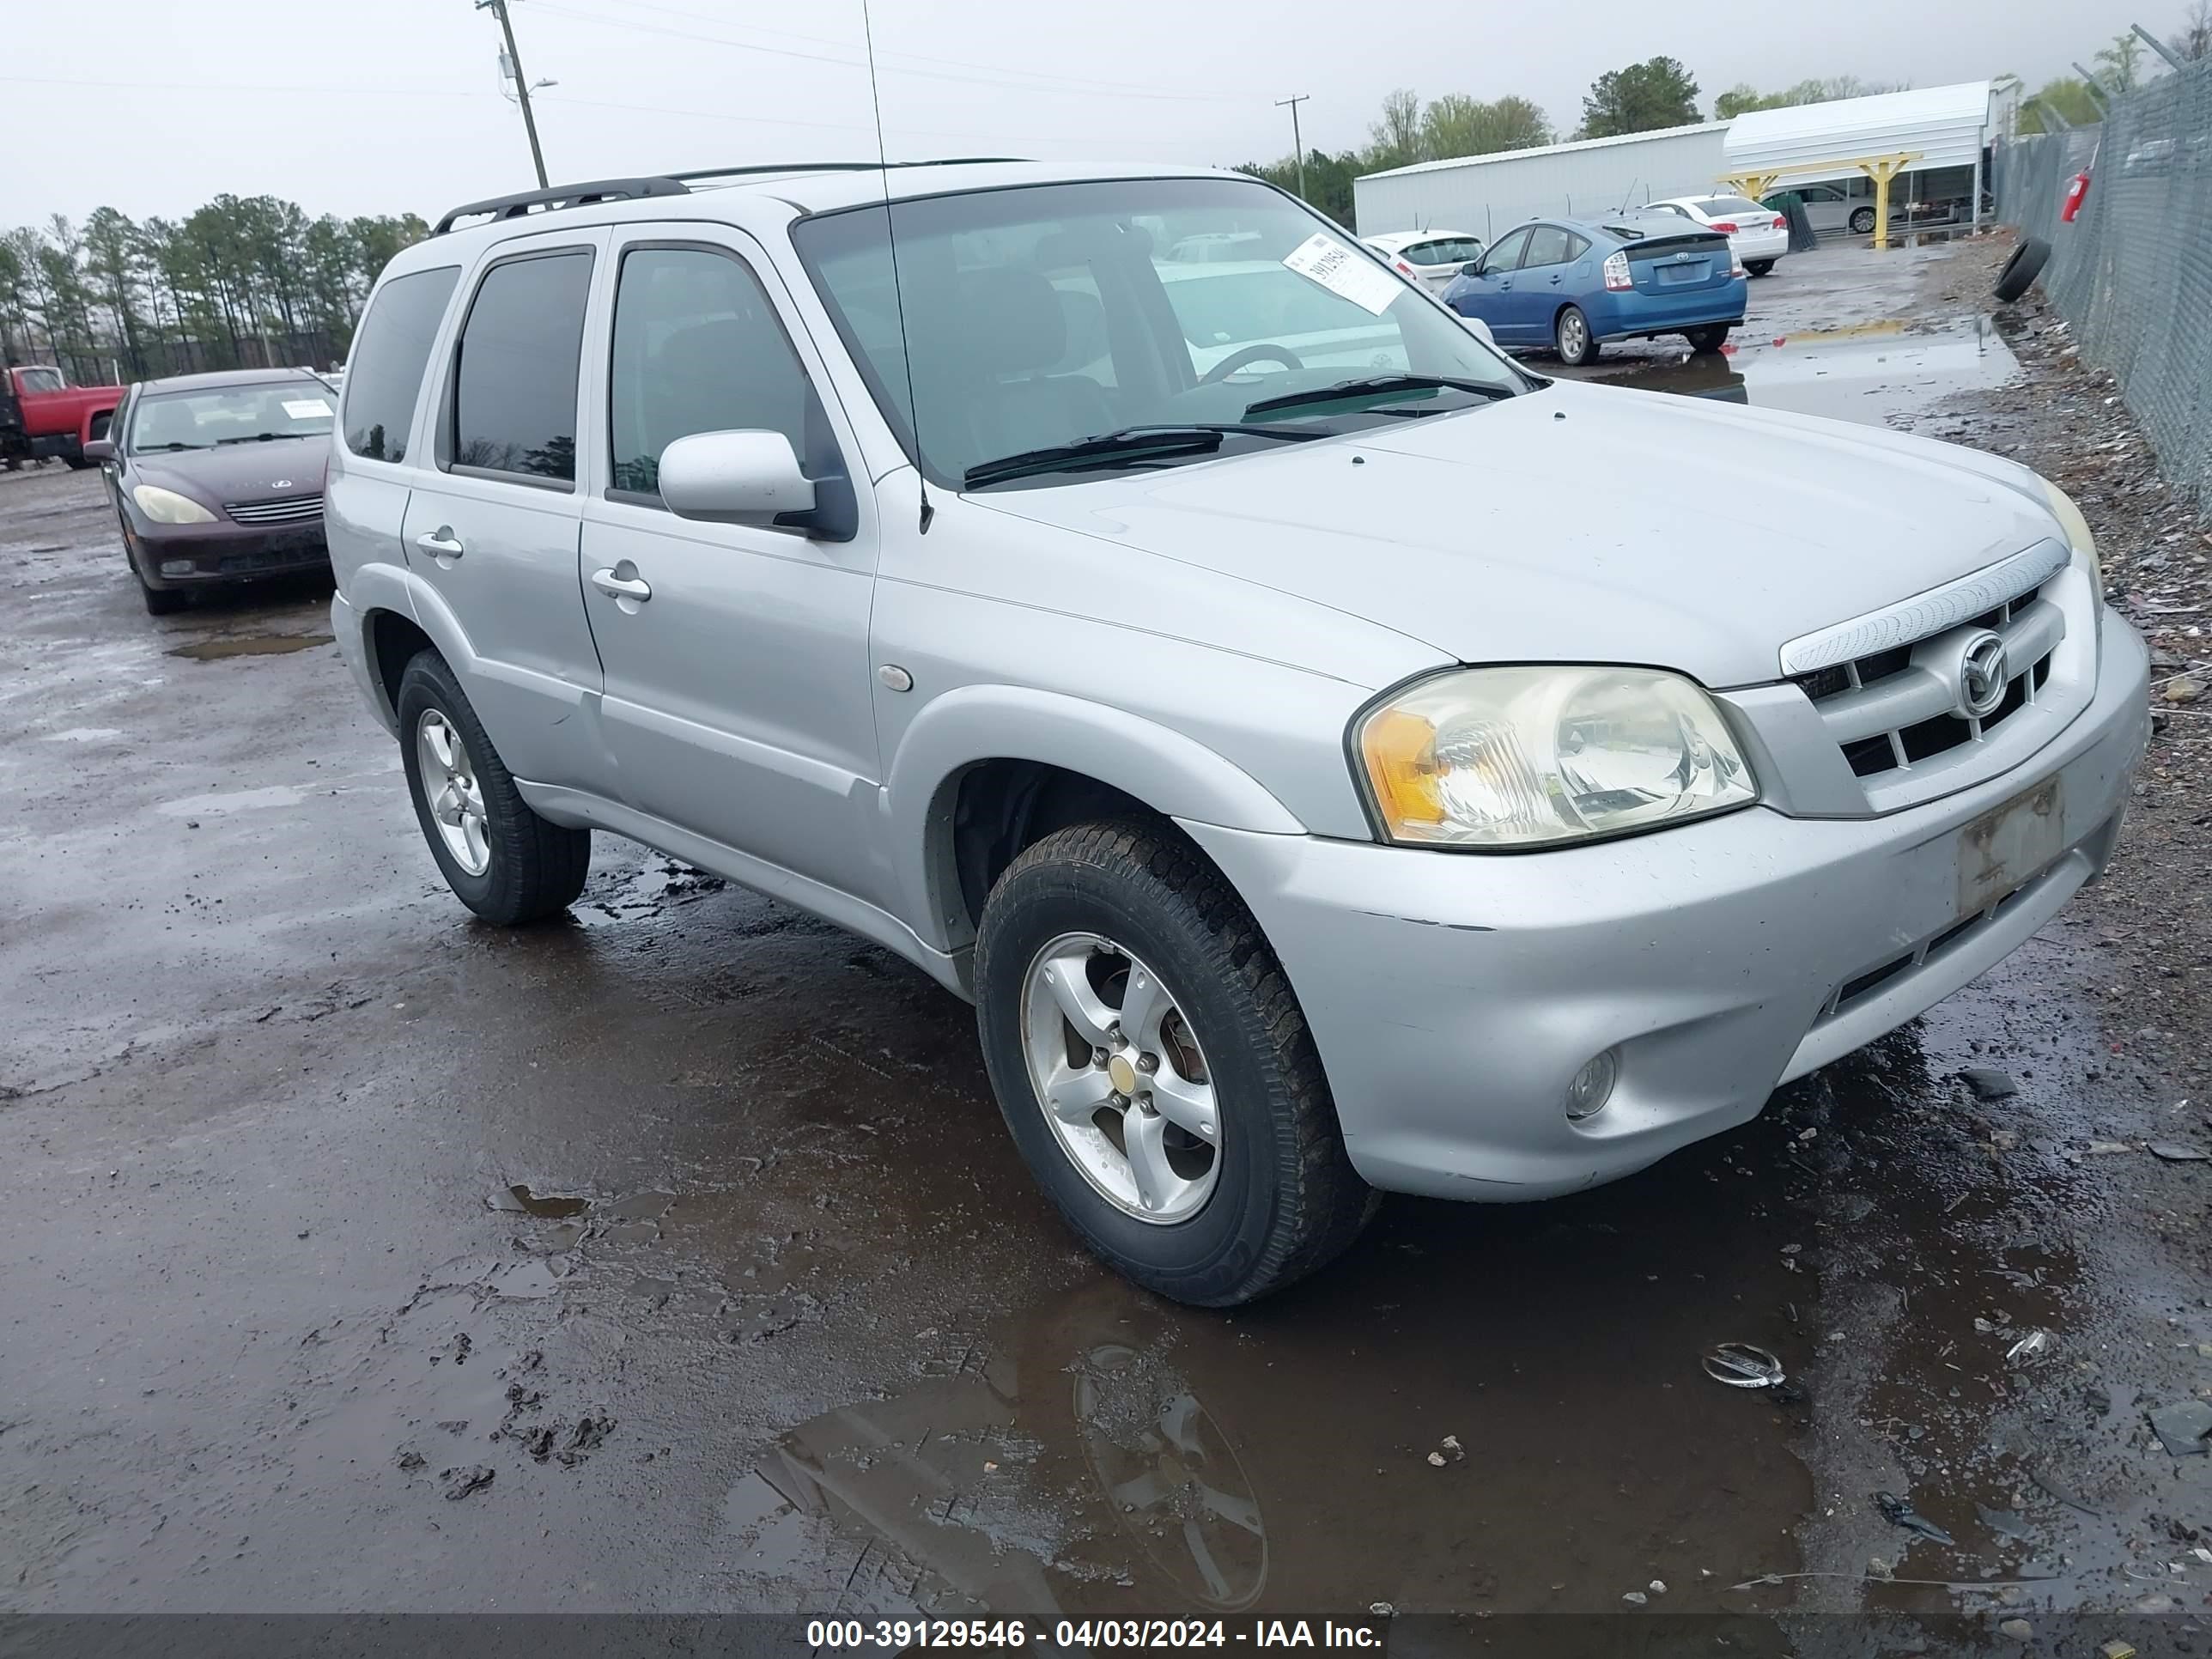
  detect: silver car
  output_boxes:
[326,162,2147,1305]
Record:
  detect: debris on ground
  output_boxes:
[1702,1341,1786,1389]
[2099,1642,2139,1659]
[1621,1590,1648,1606]
[2005,1328,2052,1364]
[2148,1141,2210,1162]
[2148,1400,2212,1455]
[1958,1066,2018,1100]
[1875,1491,1956,1545]
[441,1464,496,1500]
[1978,1504,2033,1541]
[1998,1618,2033,1642]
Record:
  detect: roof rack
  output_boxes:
[433,159,1035,236]
[432,176,691,236]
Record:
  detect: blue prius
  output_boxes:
[1440,215,1747,367]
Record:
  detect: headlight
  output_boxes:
[132,484,217,526]
[1354,665,1758,848]
[2039,477,2102,610]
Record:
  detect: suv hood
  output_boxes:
[970,379,2058,688]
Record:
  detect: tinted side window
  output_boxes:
[608,246,809,499]
[1484,229,1530,270]
[1522,227,1571,267]
[1562,233,1590,262]
[341,265,459,463]
[451,250,592,483]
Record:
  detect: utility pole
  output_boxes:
[1275,95,1310,201]
[478,0,549,187]
[2131,21,2188,73]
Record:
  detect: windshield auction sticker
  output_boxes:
[1281,234,1403,316]
[281,398,334,420]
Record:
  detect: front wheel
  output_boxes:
[396,649,591,924]
[1685,324,1732,353]
[1849,206,1876,235]
[974,819,1375,1306]
[1553,304,1599,367]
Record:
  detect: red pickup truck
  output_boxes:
[1,364,127,470]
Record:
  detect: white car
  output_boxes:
[1363,228,1486,294]
[1644,195,1789,275]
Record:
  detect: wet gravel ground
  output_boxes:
[3,244,2209,1649]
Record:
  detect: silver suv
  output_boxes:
[327,162,2148,1305]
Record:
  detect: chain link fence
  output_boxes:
[1992,55,2212,506]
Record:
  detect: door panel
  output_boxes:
[580,230,885,905]
[403,228,611,793]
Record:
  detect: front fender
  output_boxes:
[887,684,1306,953]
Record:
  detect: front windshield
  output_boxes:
[128,381,337,453]
[793,176,1522,489]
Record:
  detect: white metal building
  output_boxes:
[1723,82,1996,223]
[1352,122,1729,240]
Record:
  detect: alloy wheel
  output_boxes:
[416,708,491,877]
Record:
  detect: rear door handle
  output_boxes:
[1548,274,1563,284]
[590,568,653,603]
[416,528,464,557]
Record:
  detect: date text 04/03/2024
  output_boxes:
[803,1618,1386,1648]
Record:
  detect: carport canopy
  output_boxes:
[1720,82,1995,247]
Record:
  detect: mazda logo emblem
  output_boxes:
[1958,630,2009,719]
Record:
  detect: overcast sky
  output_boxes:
[4,0,2154,227]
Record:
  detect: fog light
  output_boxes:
[1565,1048,1620,1121]
[160,560,195,577]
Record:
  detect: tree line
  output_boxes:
[0,197,427,389]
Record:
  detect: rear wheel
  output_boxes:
[1849,206,1877,235]
[1553,304,1598,367]
[1747,259,1776,276]
[396,649,591,924]
[1685,324,1731,354]
[974,818,1375,1306]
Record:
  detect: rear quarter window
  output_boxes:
[341,265,460,464]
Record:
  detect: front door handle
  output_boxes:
[590,567,653,603]
[416,528,464,557]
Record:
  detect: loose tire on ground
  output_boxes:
[974,817,1376,1306]
[395,649,591,925]
[1993,238,2051,304]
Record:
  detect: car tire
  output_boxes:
[1993,238,2051,304]
[64,455,95,471]
[1747,259,1776,276]
[1849,207,1876,235]
[1553,304,1599,367]
[974,817,1376,1307]
[395,649,591,925]
[138,577,187,616]
[1685,324,1731,354]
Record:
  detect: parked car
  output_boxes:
[0,362,125,470]
[1363,228,1486,295]
[1774,179,1880,237]
[1644,195,1790,275]
[1441,216,1746,364]
[86,366,337,615]
[327,161,2143,1306]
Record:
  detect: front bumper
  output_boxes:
[129,519,329,589]
[1182,607,2150,1201]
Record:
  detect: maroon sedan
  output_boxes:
[85,367,336,615]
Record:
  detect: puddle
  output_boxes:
[167,633,333,661]
[40,728,122,744]
[155,783,313,817]
[1606,315,2020,424]
[487,1183,591,1219]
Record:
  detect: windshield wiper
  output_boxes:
[1242,374,1516,419]
[216,432,306,445]
[134,441,212,452]
[962,423,1322,489]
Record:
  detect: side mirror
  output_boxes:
[1460,261,1484,278]
[1461,316,1497,347]
[659,429,815,526]
[82,437,116,464]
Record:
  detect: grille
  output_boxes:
[224,493,323,526]
[1817,863,2061,1024]
[1789,577,2063,782]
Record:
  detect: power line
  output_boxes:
[526,0,1249,103]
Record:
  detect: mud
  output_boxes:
[2,241,2207,1639]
